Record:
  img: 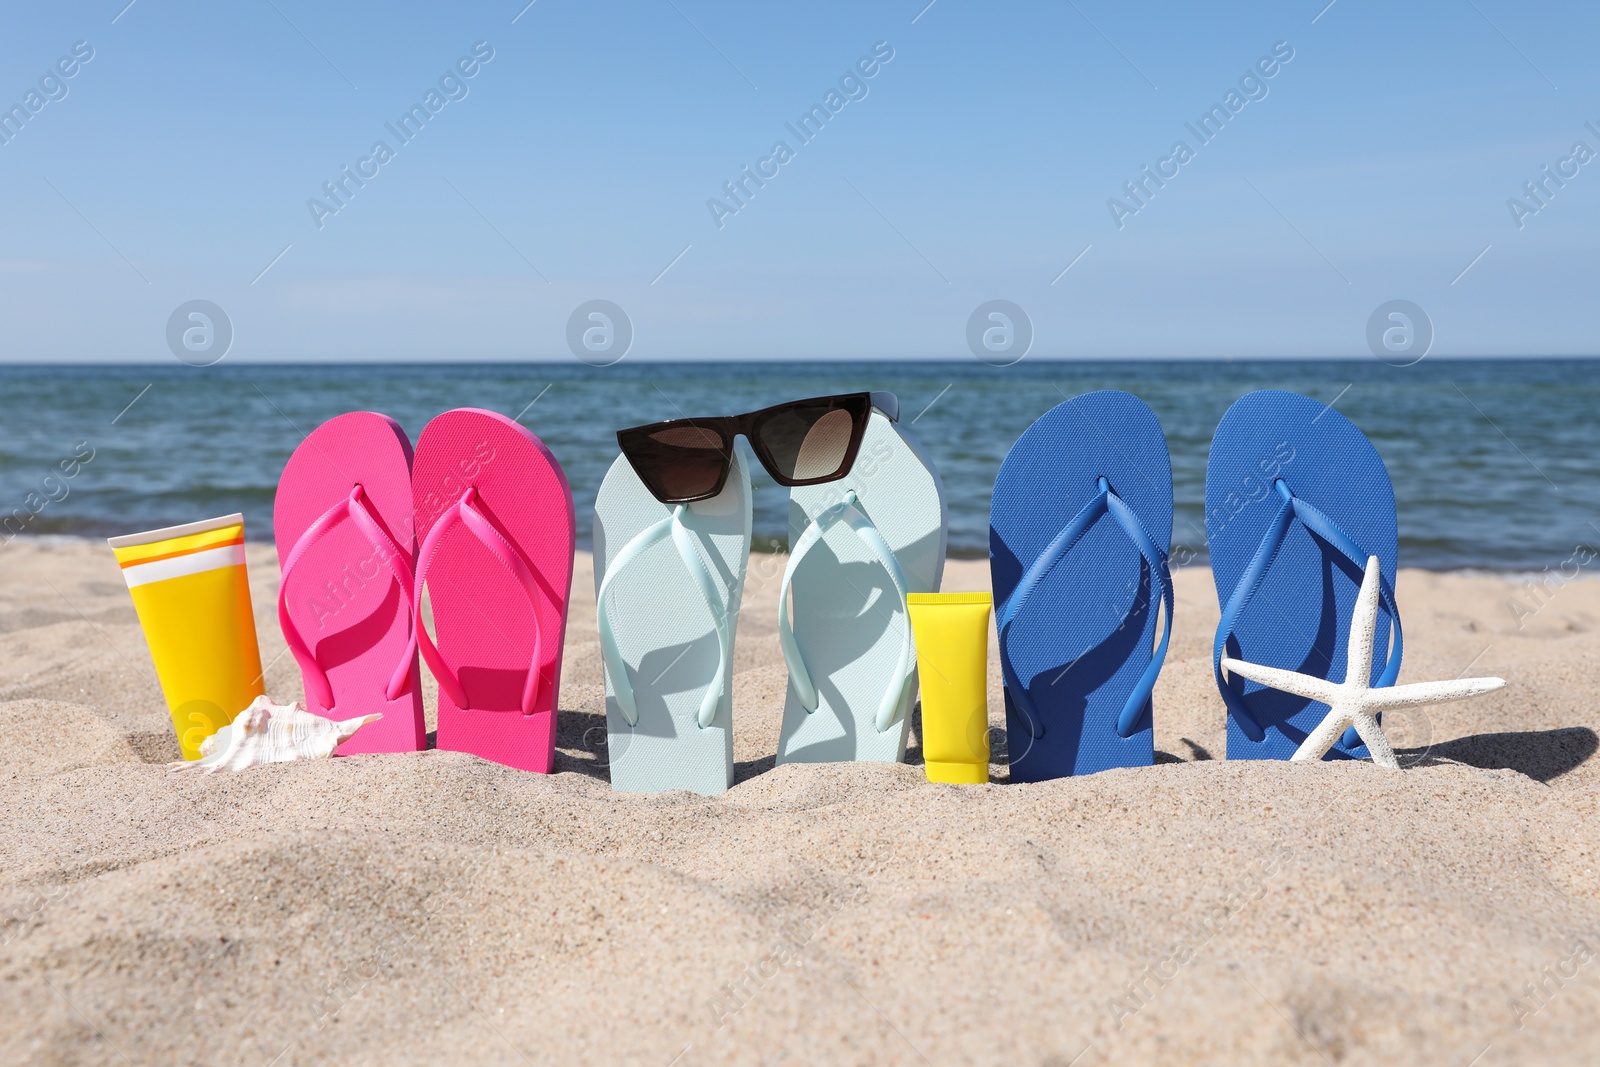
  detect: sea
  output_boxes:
[2,359,1594,571]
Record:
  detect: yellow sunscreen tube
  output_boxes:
[108,514,266,760]
[906,592,992,784]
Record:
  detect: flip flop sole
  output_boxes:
[413,409,574,773]
[1206,390,1398,761]
[594,451,751,795]
[776,413,947,765]
[990,390,1173,780]
[274,411,424,755]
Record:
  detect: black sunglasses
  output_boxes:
[616,391,900,504]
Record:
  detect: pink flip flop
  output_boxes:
[412,408,574,773]
[274,411,425,754]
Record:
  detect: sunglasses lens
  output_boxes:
[754,398,864,483]
[618,422,729,502]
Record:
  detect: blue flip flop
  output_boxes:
[1206,390,1402,761]
[990,390,1174,780]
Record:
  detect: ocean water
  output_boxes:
[1,359,1594,571]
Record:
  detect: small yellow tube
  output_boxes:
[907,592,992,784]
[108,514,266,760]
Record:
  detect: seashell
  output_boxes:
[169,696,381,775]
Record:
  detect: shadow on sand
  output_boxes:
[534,710,1597,789]
[550,708,611,781]
[1402,726,1598,783]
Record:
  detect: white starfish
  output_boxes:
[1221,555,1505,769]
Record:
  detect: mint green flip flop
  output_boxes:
[593,450,752,794]
[775,411,947,765]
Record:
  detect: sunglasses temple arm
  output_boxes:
[869,391,899,422]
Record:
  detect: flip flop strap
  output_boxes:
[414,487,547,716]
[778,491,915,735]
[277,485,417,711]
[597,505,730,729]
[997,478,1173,741]
[1212,479,1403,742]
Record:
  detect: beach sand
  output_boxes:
[2,537,1598,1065]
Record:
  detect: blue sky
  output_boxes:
[1,0,1596,361]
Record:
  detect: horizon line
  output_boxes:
[1,354,1597,367]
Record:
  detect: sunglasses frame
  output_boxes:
[616,391,900,504]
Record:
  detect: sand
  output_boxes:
[2,537,1598,1065]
